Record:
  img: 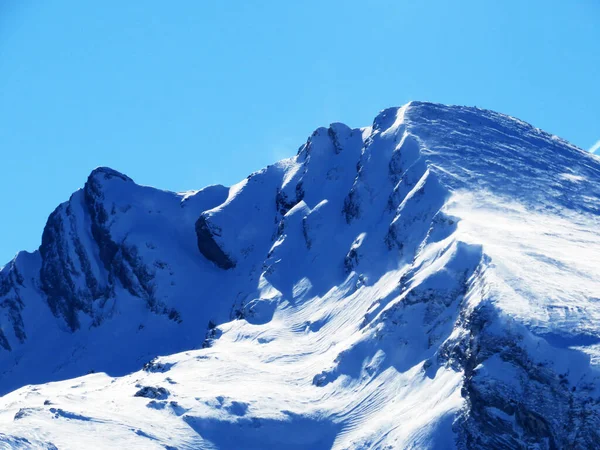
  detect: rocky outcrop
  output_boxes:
[195,215,236,269]
[38,167,183,330]
[134,386,170,400]
[39,200,108,330]
[444,303,600,449]
[0,258,29,350]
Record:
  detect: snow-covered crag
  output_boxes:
[1,102,600,449]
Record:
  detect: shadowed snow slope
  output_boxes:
[1,101,600,449]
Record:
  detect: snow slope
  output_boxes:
[1,101,600,449]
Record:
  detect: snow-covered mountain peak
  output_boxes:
[88,166,134,183]
[1,101,600,449]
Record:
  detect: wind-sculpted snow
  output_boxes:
[1,102,600,449]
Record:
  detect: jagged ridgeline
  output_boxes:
[1,102,600,449]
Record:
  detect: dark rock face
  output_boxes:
[0,261,26,350]
[328,125,344,154]
[142,358,174,373]
[84,171,121,272]
[194,215,236,269]
[38,167,181,331]
[39,203,106,330]
[275,186,303,218]
[443,304,600,449]
[0,328,10,351]
[134,386,170,400]
[84,169,182,321]
[342,189,360,224]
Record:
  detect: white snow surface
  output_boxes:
[1,101,600,449]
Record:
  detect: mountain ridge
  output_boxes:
[1,101,600,449]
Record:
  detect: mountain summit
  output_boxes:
[1,102,600,449]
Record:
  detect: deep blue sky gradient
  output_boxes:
[1,0,599,262]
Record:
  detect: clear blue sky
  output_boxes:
[1,0,599,263]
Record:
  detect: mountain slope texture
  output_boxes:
[1,101,600,449]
